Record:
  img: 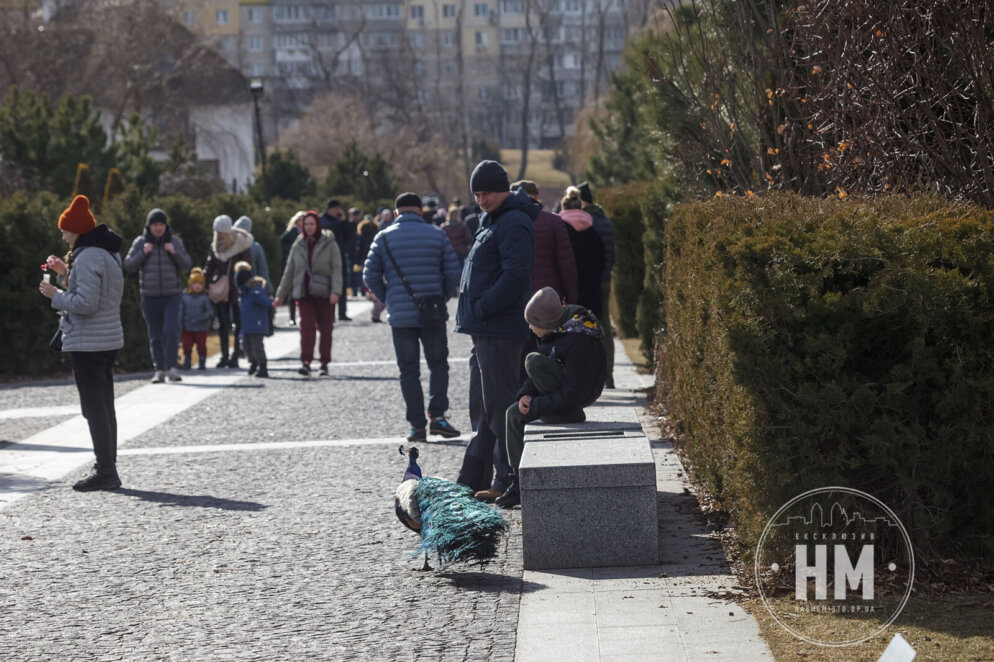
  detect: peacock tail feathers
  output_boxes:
[414,476,509,567]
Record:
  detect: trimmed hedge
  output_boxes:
[599,182,651,338]
[637,179,678,365]
[661,193,994,560]
[0,191,310,377]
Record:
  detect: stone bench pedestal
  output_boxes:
[519,436,658,570]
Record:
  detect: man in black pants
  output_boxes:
[454,160,537,501]
[320,198,355,321]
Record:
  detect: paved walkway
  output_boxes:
[0,299,773,661]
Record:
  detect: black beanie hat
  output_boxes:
[470,160,510,193]
[578,182,593,205]
[235,268,254,288]
[146,208,168,226]
[395,192,422,209]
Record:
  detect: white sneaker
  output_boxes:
[151,370,165,383]
[167,368,182,382]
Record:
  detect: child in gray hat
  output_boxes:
[496,286,607,508]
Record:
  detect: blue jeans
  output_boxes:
[140,293,182,370]
[391,324,450,429]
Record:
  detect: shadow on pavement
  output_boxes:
[171,382,266,390]
[438,571,545,594]
[115,488,268,511]
[0,442,89,453]
[0,471,54,494]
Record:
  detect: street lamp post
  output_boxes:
[249,78,268,203]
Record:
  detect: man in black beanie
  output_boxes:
[455,160,539,502]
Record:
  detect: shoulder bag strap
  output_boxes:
[381,235,419,304]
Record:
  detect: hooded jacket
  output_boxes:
[275,229,343,301]
[239,276,273,335]
[585,203,615,284]
[204,227,254,303]
[561,209,605,318]
[531,209,578,303]
[51,224,125,353]
[123,221,193,297]
[455,188,537,339]
[516,304,606,417]
[363,212,462,328]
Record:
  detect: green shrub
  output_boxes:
[599,182,650,338]
[660,192,994,560]
[636,179,679,364]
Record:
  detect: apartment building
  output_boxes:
[170,0,633,149]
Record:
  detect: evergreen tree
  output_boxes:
[324,141,395,204]
[112,113,162,197]
[103,168,127,205]
[71,163,99,206]
[249,149,316,202]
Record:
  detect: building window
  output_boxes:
[410,4,424,19]
[247,7,262,23]
[273,5,305,22]
[477,86,490,100]
[409,32,426,48]
[248,35,264,52]
[442,31,456,47]
[474,3,488,16]
[443,61,456,75]
[442,4,456,18]
[182,11,196,26]
[475,30,489,50]
[500,0,523,14]
[215,9,229,25]
[502,81,520,99]
[274,33,308,49]
[414,61,427,76]
[500,27,520,43]
[417,89,428,103]
[250,63,265,76]
[368,4,401,18]
[313,6,335,20]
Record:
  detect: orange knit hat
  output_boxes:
[58,195,96,234]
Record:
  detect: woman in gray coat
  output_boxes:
[274,211,342,376]
[39,195,125,492]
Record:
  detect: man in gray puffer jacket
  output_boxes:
[124,208,193,383]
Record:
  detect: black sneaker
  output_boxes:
[72,466,121,492]
[339,315,352,321]
[297,364,311,376]
[248,362,258,376]
[605,376,616,389]
[216,357,229,369]
[256,367,269,378]
[429,416,461,438]
[407,428,427,442]
[228,358,240,369]
[318,363,329,376]
[496,479,520,509]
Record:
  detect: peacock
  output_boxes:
[394,446,509,569]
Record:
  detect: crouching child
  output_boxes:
[234,261,273,377]
[496,286,606,508]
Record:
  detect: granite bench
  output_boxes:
[517,401,658,570]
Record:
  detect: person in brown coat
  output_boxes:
[511,180,578,304]
[443,207,474,267]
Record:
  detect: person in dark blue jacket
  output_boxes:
[234,261,273,378]
[364,192,464,442]
[455,160,538,501]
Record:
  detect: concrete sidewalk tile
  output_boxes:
[594,589,678,628]
[524,568,595,593]
[515,622,600,662]
[519,590,596,624]
[588,565,668,593]
[597,625,687,661]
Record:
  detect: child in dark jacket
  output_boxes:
[496,286,606,508]
[180,268,214,370]
[234,261,273,377]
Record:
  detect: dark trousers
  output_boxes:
[71,350,118,472]
[140,293,182,370]
[457,336,526,493]
[297,296,334,364]
[214,300,240,360]
[242,334,267,367]
[181,330,208,358]
[338,258,350,319]
[391,324,449,429]
[287,297,296,323]
[505,353,566,471]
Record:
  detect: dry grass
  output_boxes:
[745,595,994,661]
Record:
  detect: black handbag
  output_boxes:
[382,236,447,327]
[49,328,63,351]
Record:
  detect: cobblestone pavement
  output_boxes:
[0,301,523,661]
